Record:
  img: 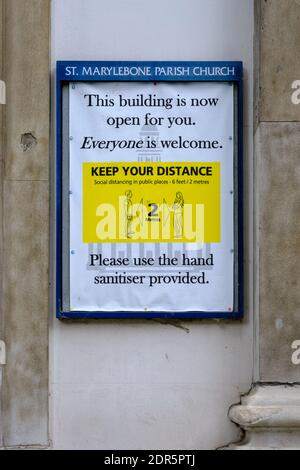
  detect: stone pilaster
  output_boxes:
[1,0,50,447]
[229,0,300,449]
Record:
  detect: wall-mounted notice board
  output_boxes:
[56,61,243,319]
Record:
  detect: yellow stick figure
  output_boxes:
[173,191,184,239]
[125,190,134,238]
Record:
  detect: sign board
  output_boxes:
[56,61,243,319]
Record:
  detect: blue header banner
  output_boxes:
[57,61,242,82]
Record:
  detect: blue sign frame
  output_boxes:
[56,61,243,320]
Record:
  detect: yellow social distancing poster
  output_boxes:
[83,162,220,244]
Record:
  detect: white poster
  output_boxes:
[68,81,234,312]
